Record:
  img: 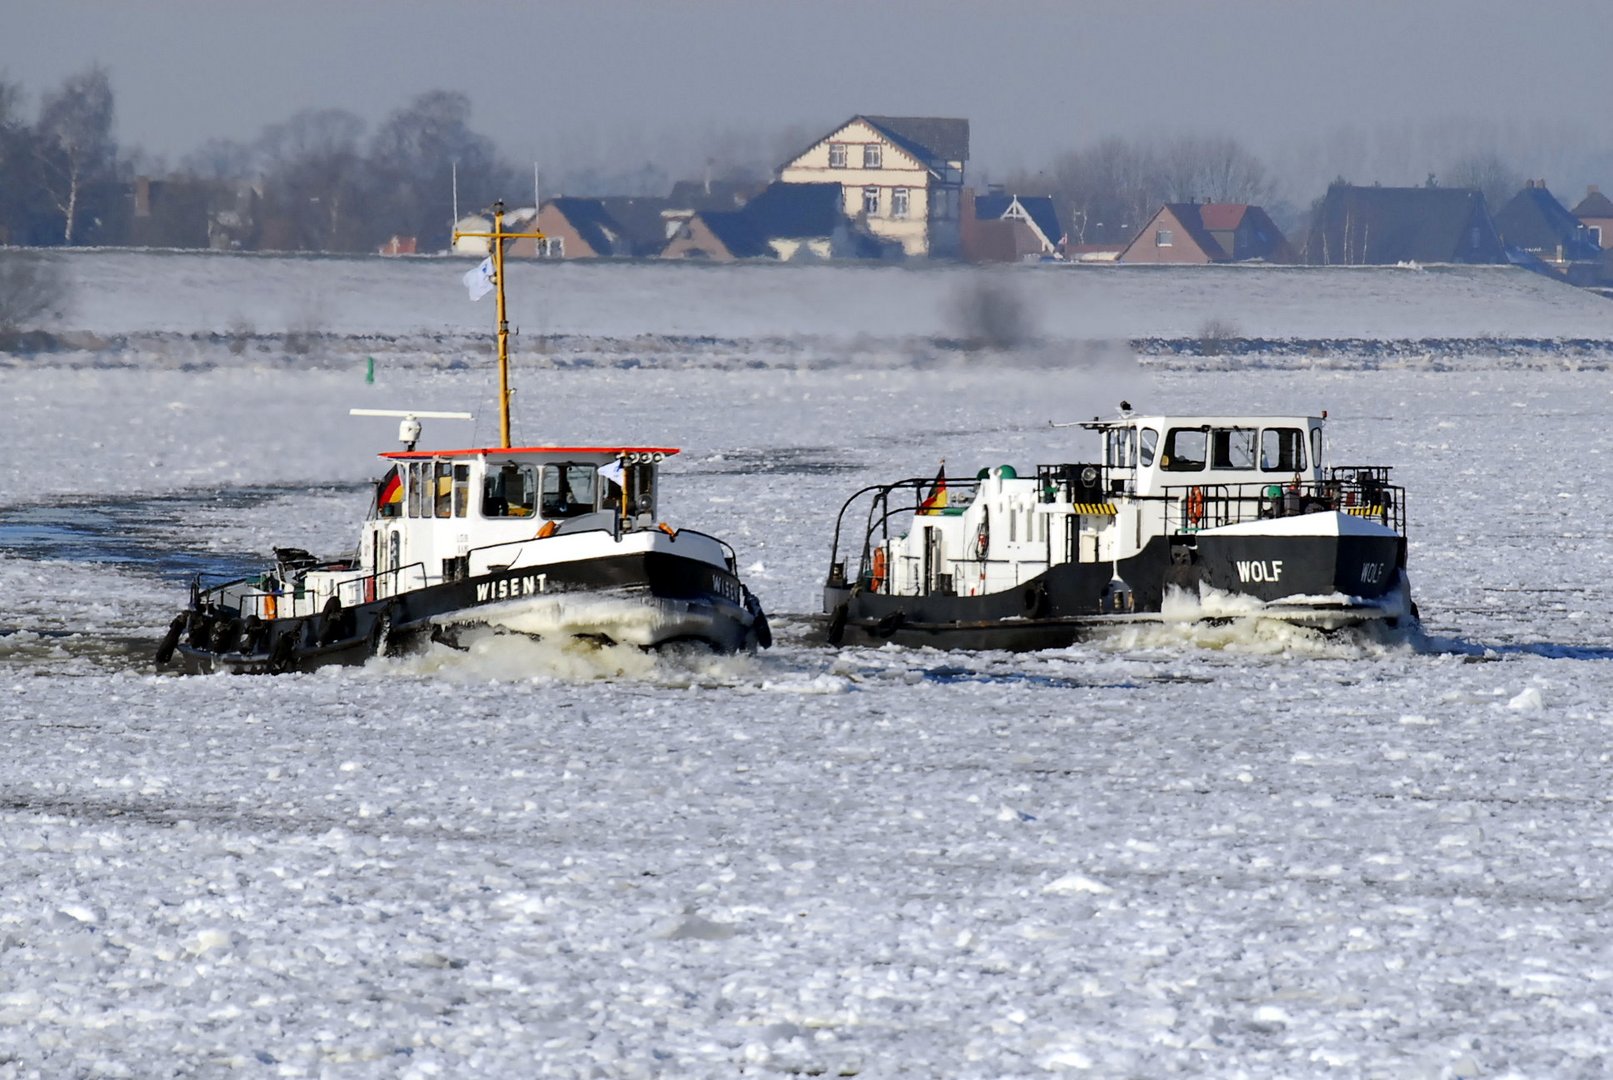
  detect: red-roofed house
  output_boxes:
[1117,202,1291,264]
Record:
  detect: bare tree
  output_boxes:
[1156,134,1277,206]
[181,137,258,182]
[1441,150,1523,212]
[367,90,517,251]
[257,108,368,251]
[34,65,116,245]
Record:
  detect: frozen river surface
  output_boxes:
[4,256,1613,1077]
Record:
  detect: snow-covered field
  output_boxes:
[4,253,1613,1077]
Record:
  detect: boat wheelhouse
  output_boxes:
[823,408,1414,650]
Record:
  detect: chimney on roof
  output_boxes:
[1590,184,1601,196]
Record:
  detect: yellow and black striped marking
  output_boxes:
[1344,506,1387,517]
[1071,503,1117,516]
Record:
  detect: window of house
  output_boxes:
[542,237,564,258]
[1590,225,1603,247]
[892,188,910,219]
[863,144,882,169]
[863,186,880,215]
[828,143,847,169]
[1155,228,1174,247]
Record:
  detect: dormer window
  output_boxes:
[828,143,847,169]
[863,144,882,169]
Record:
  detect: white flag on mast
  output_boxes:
[462,256,494,301]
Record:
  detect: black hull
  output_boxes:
[824,527,1411,651]
[165,551,765,675]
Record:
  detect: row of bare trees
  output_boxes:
[0,67,527,253]
[0,65,1550,257]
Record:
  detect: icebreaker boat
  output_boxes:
[823,406,1413,650]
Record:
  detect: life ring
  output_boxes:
[870,547,888,592]
[1186,486,1206,526]
[154,614,186,665]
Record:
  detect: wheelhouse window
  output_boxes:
[1105,427,1138,468]
[862,186,880,215]
[482,462,539,517]
[452,465,470,518]
[892,187,910,219]
[1311,427,1323,470]
[408,462,429,518]
[1139,428,1160,467]
[1259,428,1306,472]
[1211,427,1257,470]
[433,461,454,518]
[863,144,882,169]
[1161,428,1207,471]
[541,463,598,518]
[828,143,847,169]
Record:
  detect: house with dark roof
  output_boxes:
[658,181,895,261]
[660,209,772,261]
[1571,185,1613,251]
[777,115,969,257]
[1118,202,1291,265]
[1493,181,1600,282]
[512,197,628,258]
[1303,184,1505,265]
[963,191,1064,261]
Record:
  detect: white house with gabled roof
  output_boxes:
[778,115,969,257]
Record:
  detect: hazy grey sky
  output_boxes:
[6,0,1612,195]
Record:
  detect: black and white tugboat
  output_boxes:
[823,406,1413,650]
[156,203,769,674]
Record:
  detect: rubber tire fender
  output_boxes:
[267,629,298,674]
[826,602,849,646]
[319,596,346,646]
[154,614,186,665]
[873,611,905,639]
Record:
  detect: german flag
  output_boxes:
[379,466,403,508]
[918,462,947,514]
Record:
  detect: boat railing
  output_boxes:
[1165,472,1406,534]
[825,475,981,591]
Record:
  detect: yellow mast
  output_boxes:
[452,200,545,448]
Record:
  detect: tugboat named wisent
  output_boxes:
[157,202,770,674]
[823,404,1414,650]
